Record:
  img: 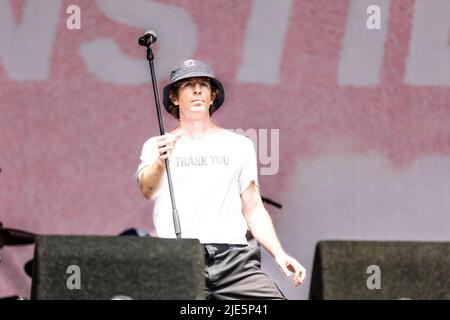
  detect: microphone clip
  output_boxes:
[138,30,157,47]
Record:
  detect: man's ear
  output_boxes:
[169,94,179,106]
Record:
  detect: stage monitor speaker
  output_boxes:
[309,240,450,300]
[31,235,205,300]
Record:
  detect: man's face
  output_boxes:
[171,77,215,119]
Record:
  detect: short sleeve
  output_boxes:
[135,137,159,184]
[238,138,260,194]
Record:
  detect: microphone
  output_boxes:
[138,30,158,47]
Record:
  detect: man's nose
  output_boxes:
[193,83,202,94]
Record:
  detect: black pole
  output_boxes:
[144,46,181,239]
[261,196,282,209]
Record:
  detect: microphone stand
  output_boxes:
[143,44,182,239]
[261,196,282,209]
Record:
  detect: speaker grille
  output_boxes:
[31,236,205,300]
[310,240,450,300]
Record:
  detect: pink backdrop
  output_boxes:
[1,0,449,299]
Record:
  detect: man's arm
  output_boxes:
[138,160,165,200]
[241,181,306,287]
[138,130,183,200]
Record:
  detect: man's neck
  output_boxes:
[177,117,221,139]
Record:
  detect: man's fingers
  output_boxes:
[295,268,306,286]
[158,145,175,161]
[280,264,291,278]
[157,132,183,146]
[157,138,175,148]
[294,268,301,281]
[288,262,306,286]
[160,153,170,160]
[277,256,307,287]
[156,131,183,159]
[159,145,174,155]
[288,263,301,285]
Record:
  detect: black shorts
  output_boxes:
[203,243,286,300]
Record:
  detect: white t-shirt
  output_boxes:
[136,129,259,244]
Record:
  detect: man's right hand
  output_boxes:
[156,130,184,164]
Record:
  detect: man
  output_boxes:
[136,59,306,299]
